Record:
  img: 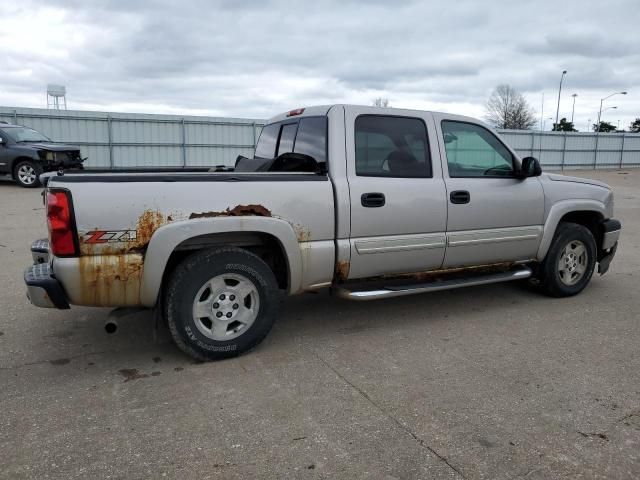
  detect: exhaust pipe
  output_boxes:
[104,320,118,334]
[104,307,146,334]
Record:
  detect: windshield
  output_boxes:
[5,127,51,143]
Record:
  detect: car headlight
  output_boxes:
[39,150,55,161]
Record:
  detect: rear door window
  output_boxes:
[355,115,431,177]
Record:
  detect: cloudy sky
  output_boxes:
[2,0,638,130]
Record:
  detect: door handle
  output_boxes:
[450,190,470,204]
[361,192,386,208]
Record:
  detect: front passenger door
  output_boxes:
[435,116,544,268]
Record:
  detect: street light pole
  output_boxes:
[596,91,627,132]
[570,93,578,124]
[594,91,627,167]
[554,70,567,130]
[599,106,618,129]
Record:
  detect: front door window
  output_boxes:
[442,121,514,178]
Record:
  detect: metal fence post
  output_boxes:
[620,133,626,169]
[530,131,534,157]
[538,131,543,160]
[593,131,599,168]
[251,121,256,148]
[107,115,113,169]
[181,118,187,168]
[561,132,567,170]
[13,109,18,124]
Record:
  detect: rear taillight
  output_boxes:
[47,190,78,256]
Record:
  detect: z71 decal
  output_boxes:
[83,230,138,244]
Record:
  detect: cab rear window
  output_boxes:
[254,123,279,159]
[254,117,327,164]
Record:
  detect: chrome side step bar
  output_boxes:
[335,266,532,301]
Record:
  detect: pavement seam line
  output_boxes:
[312,350,467,480]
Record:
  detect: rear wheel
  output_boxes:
[538,222,597,297]
[164,247,281,361]
[13,160,42,188]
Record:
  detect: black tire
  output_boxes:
[13,160,42,188]
[538,222,597,297]
[164,247,281,361]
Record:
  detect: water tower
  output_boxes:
[47,84,67,110]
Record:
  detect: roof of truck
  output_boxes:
[266,104,486,127]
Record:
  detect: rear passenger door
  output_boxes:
[345,107,447,279]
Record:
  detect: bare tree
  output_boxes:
[373,97,390,107]
[485,84,536,130]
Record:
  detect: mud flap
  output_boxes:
[598,242,618,275]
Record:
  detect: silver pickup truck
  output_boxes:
[24,105,621,360]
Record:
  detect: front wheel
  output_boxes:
[164,247,281,361]
[14,160,43,188]
[538,222,597,297]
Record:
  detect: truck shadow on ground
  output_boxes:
[37,280,547,369]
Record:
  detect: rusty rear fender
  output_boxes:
[139,216,309,307]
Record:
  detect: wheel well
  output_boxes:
[11,156,36,177]
[559,211,604,247]
[161,231,289,292]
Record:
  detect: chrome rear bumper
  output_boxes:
[24,263,69,309]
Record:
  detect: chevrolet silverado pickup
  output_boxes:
[24,105,621,360]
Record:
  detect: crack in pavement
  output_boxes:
[312,350,466,479]
[616,409,640,424]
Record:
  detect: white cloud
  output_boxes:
[0,0,638,130]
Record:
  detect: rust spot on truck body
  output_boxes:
[382,262,516,282]
[335,260,350,281]
[132,210,166,250]
[293,224,311,242]
[189,204,271,219]
[78,253,144,306]
[343,261,518,286]
[79,209,169,256]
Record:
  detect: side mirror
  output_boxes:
[519,156,542,178]
[443,132,458,144]
[0,137,4,145]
